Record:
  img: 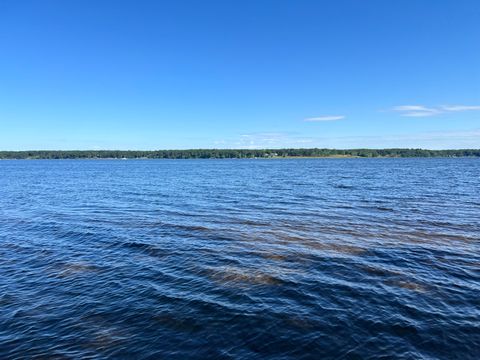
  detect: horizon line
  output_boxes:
[1,147,480,152]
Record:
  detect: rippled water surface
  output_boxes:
[1,159,479,359]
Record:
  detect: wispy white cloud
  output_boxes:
[221,132,314,149]
[440,105,480,112]
[392,104,480,117]
[391,105,441,117]
[304,115,345,122]
[213,129,480,150]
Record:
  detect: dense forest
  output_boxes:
[1,148,480,159]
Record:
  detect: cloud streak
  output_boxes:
[304,115,345,122]
[440,105,480,112]
[392,104,480,117]
[213,129,480,150]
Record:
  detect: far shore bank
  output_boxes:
[2,155,479,160]
[1,148,479,160]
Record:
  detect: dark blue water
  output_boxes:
[1,159,479,359]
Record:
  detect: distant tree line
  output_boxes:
[1,148,480,159]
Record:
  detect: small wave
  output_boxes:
[207,265,283,287]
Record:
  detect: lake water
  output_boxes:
[1,158,479,359]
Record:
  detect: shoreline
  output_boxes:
[1,149,479,160]
[1,155,478,160]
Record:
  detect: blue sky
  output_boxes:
[0,0,479,150]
